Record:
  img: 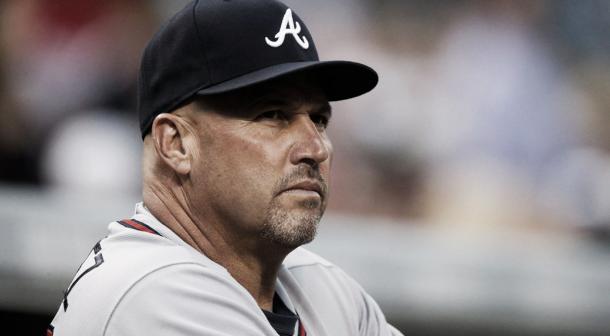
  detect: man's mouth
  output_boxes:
[280,180,324,198]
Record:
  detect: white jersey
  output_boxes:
[49,203,403,336]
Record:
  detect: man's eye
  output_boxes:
[256,110,286,121]
[311,114,329,128]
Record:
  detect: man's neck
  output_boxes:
[143,186,291,311]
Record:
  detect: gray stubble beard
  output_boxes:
[260,197,324,248]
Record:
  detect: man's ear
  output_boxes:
[151,113,192,175]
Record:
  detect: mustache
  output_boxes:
[275,164,328,197]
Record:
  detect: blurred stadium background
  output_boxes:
[1,0,610,335]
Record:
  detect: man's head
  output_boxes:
[139,0,377,249]
[144,74,331,248]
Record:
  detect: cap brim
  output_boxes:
[196,60,378,101]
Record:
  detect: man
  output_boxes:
[49,0,402,335]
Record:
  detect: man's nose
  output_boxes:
[288,115,331,166]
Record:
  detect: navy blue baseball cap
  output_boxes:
[138,0,378,137]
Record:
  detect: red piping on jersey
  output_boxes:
[118,219,161,236]
[299,322,307,336]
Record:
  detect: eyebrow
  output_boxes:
[250,97,332,116]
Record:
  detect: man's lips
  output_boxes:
[280,180,324,197]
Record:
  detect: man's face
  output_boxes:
[186,77,333,249]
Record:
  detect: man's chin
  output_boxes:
[260,208,322,248]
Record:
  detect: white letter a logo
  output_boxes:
[265,9,309,49]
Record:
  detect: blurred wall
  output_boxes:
[1,0,610,335]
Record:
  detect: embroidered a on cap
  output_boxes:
[265,9,309,49]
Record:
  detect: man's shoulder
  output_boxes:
[66,219,228,302]
[99,220,222,276]
[281,248,403,336]
[49,220,231,336]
